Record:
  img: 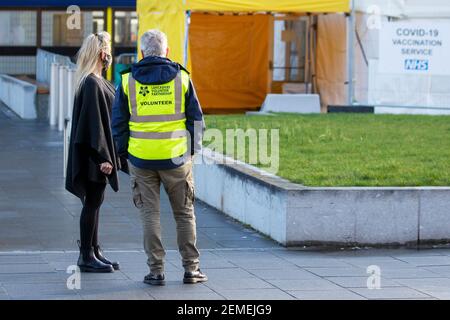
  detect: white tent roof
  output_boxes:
[355,0,450,18]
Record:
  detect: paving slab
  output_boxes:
[268,279,343,291]
[219,289,295,300]
[349,287,432,300]
[287,290,367,300]
[304,267,368,277]
[325,277,402,288]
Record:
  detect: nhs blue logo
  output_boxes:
[404,59,429,71]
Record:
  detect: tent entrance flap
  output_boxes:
[189,13,271,111]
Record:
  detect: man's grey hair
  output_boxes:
[140,29,168,58]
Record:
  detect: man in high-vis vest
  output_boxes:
[112,29,206,286]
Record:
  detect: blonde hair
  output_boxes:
[75,31,111,94]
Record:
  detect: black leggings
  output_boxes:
[80,181,106,249]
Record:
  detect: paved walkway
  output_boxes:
[1,104,450,300]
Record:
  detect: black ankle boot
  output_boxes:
[94,245,120,270]
[77,242,114,273]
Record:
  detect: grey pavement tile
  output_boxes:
[0,263,55,274]
[123,271,182,282]
[389,249,450,257]
[287,290,367,300]
[216,240,278,249]
[198,240,227,249]
[198,259,240,269]
[268,279,343,291]
[97,251,145,260]
[304,267,368,277]
[270,250,327,260]
[107,260,149,270]
[414,290,450,300]
[0,254,46,264]
[48,261,80,272]
[80,271,130,281]
[337,257,413,269]
[284,258,355,268]
[171,258,236,270]
[325,277,403,288]
[0,211,19,219]
[246,268,320,280]
[40,252,80,263]
[225,258,297,270]
[393,278,450,291]
[109,263,150,273]
[201,268,255,279]
[394,256,450,267]
[193,250,222,261]
[45,295,83,300]
[423,266,450,277]
[196,219,238,228]
[200,227,260,239]
[214,250,280,259]
[120,272,148,282]
[144,282,213,293]
[0,271,69,284]
[149,292,225,300]
[205,278,274,291]
[80,290,154,300]
[350,287,432,300]
[381,267,443,279]
[2,283,78,298]
[219,289,295,300]
[76,280,141,294]
[13,294,82,300]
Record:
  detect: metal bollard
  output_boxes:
[49,63,59,126]
[66,67,75,120]
[63,117,71,178]
[58,65,67,132]
[63,68,76,177]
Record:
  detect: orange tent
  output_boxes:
[137,0,350,112]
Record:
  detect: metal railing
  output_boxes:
[43,50,76,177]
[50,63,76,178]
[36,49,74,85]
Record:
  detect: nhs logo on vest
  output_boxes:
[404,59,429,71]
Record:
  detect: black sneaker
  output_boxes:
[183,269,208,284]
[143,273,165,286]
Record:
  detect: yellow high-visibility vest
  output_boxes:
[122,70,190,160]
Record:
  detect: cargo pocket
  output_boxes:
[131,178,144,209]
[185,180,195,207]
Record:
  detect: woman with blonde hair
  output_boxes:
[66,31,120,273]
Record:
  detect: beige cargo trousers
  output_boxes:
[130,158,200,275]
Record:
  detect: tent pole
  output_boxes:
[184,10,191,67]
[346,0,355,105]
[305,14,311,94]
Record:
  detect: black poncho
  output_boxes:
[65,74,119,199]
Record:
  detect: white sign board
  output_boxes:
[379,19,450,75]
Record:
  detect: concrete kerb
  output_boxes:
[193,149,450,248]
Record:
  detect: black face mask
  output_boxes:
[102,53,112,71]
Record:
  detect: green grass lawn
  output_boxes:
[204,113,450,187]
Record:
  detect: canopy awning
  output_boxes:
[186,0,350,13]
[136,0,350,110]
[137,0,349,64]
